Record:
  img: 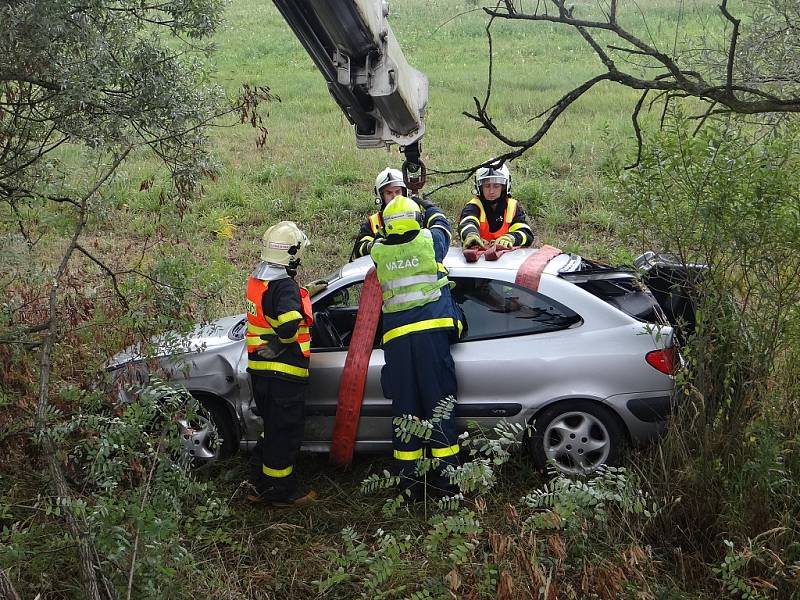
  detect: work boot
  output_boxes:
[246,488,317,508]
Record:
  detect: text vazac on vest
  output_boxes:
[386,257,420,271]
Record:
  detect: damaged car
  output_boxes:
[108,248,697,475]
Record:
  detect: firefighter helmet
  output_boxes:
[260,221,310,268]
[474,163,511,195]
[374,167,407,204]
[382,196,422,236]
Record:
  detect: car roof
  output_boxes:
[338,246,575,282]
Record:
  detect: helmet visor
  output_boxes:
[479,176,507,186]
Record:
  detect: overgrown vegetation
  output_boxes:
[2,0,800,598]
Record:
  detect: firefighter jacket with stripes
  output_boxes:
[246,272,313,381]
[371,227,462,346]
[350,197,447,261]
[351,211,385,260]
[458,195,534,246]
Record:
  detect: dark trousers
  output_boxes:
[249,374,307,499]
[381,330,460,494]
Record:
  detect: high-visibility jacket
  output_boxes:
[371,229,461,345]
[367,212,384,236]
[246,272,313,381]
[469,197,517,240]
[351,211,385,260]
[458,196,534,246]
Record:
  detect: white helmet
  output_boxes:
[474,163,511,196]
[261,221,310,268]
[374,167,407,204]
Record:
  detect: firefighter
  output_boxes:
[459,163,534,250]
[245,221,317,507]
[350,167,407,260]
[370,196,463,499]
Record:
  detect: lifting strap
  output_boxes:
[330,268,383,467]
[515,244,563,291]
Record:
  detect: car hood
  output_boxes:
[107,313,244,369]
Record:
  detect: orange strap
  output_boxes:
[515,245,562,291]
[330,268,383,467]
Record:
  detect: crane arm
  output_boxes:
[272,0,427,187]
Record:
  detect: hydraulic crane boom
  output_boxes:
[271,0,427,189]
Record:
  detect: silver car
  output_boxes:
[108,248,677,475]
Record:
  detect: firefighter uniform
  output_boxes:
[246,261,313,502]
[351,211,385,260]
[351,197,446,260]
[370,197,463,496]
[458,195,534,247]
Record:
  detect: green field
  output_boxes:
[101,0,723,318]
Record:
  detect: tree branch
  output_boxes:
[626,89,649,169]
[75,244,130,310]
[0,567,21,600]
[719,0,741,96]
[34,145,132,600]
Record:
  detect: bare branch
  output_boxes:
[75,244,130,310]
[626,90,649,169]
[478,2,503,113]
[0,568,21,600]
[692,101,720,135]
[719,0,741,95]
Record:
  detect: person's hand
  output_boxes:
[496,234,515,249]
[305,279,328,296]
[463,233,485,249]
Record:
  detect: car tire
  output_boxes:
[177,395,239,462]
[529,400,626,475]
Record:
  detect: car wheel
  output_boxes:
[176,396,238,462]
[529,400,625,475]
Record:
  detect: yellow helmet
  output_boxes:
[261,221,310,267]
[382,196,421,236]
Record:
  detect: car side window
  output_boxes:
[451,277,581,341]
[311,281,381,350]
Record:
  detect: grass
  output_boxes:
[94,0,724,316]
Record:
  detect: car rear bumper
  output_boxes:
[602,390,674,445]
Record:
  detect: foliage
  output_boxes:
[614,111,800,598]
[318,397,672,599]
[2,379,229,598]
[0,0,227,205]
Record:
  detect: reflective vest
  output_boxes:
[246,275,313,379]
[371,230,458,344]
[368,212,384,236]
[467,197,518,241]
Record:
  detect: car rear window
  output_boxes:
[559,259,662,323]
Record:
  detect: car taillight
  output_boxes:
[646,347,675,375]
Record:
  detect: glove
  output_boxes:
[304,279,328,297]
[463,232,485,249]
[496,234,515,249]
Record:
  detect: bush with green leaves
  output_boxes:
[613,111,800,592]
[1,379,230,598]
[316,395,672,599]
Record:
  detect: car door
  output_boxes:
[449,276,583,431]
[304,278,390,449]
